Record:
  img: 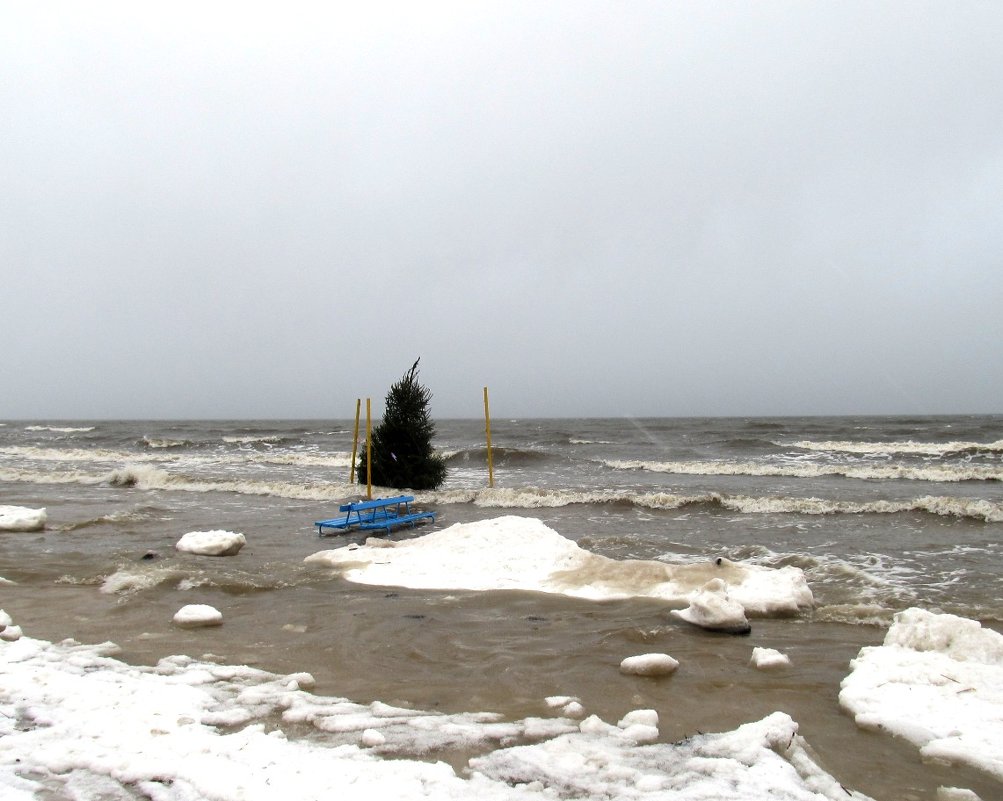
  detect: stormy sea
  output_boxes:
[2,415,1001,800]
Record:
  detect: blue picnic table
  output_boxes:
[315,495,436,536]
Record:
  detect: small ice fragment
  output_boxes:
[172,604,223,627]
[361,729,386,747]
[618,709,659,728]
[0,625,23,642]
[619,653,679,677]
[751,647,791,669]
[175,530,246,556]
[937,789,982,801]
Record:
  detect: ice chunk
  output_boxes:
[176,530,246,556]
[670,578,751,634]
[173,604,223,628]
[840,607,1003,782]
[619,653,679,677]
[0,505,46,531]
[751,647,791,669]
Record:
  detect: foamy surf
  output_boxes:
[788,438,1003,456]
[603,458,1003,482]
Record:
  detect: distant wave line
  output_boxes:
[603,458,1003,483]
[24,425,96,433]
[0,445,353,469]
[786,438,1003,456]
[3,467,1000,523]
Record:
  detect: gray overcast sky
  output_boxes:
[2,2,1001,419]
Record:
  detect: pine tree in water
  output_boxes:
[356,359,447,490]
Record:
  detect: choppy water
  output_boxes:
[2,415,1002,800]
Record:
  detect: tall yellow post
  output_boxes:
[365,397,373,499]
[349,398,361,484]
[483,386,495,488]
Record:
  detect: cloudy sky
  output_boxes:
[2,2,1001,419]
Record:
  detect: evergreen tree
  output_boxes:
[356,358,447,490]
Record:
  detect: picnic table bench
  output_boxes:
[315,495,436,536]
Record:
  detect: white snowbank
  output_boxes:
[0,505,46,532]
[305,517,813,618]
[0,620,872,801]
[173,604,223,627]
[840,607,1003,782]
[751,647,791,669]
[619,653,679,677]
[176,529,246,556]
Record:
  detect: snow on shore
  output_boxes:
[305,516,813,618]
[0,616,871,801]
[840,607,1003,782]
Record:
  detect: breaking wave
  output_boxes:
[59,505,169,531]
[5,459,1002,522]
[420,487,1003,523]
[787,438,1003,456]
[143,436,195,449]
[603,458,1003,482]
[445,447,552,466]
[1,445,163,464]
[24,425,96,433]
[102,464,357,501]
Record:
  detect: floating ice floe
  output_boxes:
[304,517,813,623]
[0,629,873,800]
[0,505,47,532]
[176,529,246,556]
[619,653,679,677]
[751,647,791,669]
[173,604,223,628]
[840,607,1003,783]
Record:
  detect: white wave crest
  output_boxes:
[0,467,107,486]
[788,438,1003,455]
[24,425,95,433]
[261,452,354,468]
[1,445,163,464]
[100,567,178,595]
[143,436,192,449]
[603,458,1003,482]
[103,464,357,502]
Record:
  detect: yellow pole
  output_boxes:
[365,397,372,499]
[349,398,361,484]
[483,386,494,488]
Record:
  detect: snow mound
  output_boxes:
[176,530,246,556]
[839,607,1003,782]
[0,505,47,531]
[305,516,813,616]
